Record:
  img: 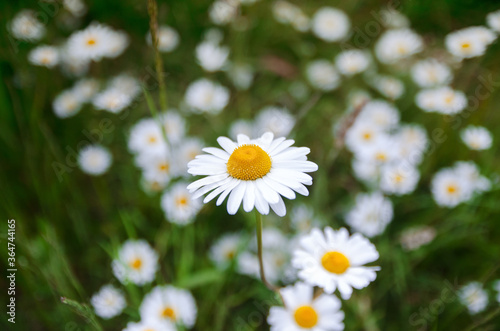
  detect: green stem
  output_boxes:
[255,211,278,292]
[147,0,168,110]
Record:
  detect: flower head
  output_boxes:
[90,285,126,319]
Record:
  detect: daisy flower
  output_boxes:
[227,62,254,90]
[292,227,380,299]
[146,25,180,53]
[399,226,436,251]
[209,0,239,25]
[411,59,453,88]
[66,23,114,61]
[139,285,197,328]
[135,150,173,187]
[371,75,405,100]
[430,168,472,207]
[78,145,113,176]
[9,10,45,41]
[63,0,87,17]
[458,282,489,314]
[433,87,467,114]
[380,163,420,196]
[267,282,345,331]
[28,46,60,68]
[128,118,167,155]
[161,182,202,225]
[460,126,493,150]
[123,320,175,331]
[380,8,409,29]
[357,100,400,130]
[445,28,493,59]
[487,10,500,33]
[108,74,141,99]
[72,78,100,102]
[229,119,254,140]
[90,285,126,319]
[173,138,204,177]
[290,204,318,234]
[112,239,159,286]
[305,60,340,91]
[209,233,242,269]
[187,132,318,216]
[196,40,229,72]
[375,29,423,64]
[345,192,393,237]
[455,161,491,193]
[92,88,133,113]
[158,111,186,144]
[254,106,296,137]
[311,7,350,42]
[53,90,83,118]
[184,78,229,114]
[335,50,371,76]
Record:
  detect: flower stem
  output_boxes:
[255,211,278,292]
[147,0,168,110]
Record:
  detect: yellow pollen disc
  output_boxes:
[129,258,142,270]
[397,44,407,55]
[226,144,272,181]
[161,307,176,320]
[148,136,157,143]
[176,196,188,206]
[321,251,350,274]
[394,174,403,183]
[375,152,387,161]
[294,305,318,328]
[159,163,169,172]
[87,38,96,46]
[447,185,457,194]
[362,132,372,141]
[461,42,471,49]
[226,250,235,259]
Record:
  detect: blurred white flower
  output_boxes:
[67,23,125,61]
[210,233,242,268]
[64,0,87,17]
[380,9,409,29]
[254,106,295,137]
[161,182,202,225]
[123,320,174,331]
[146,26,180,52]
[196,41,229,72]
[53,89,83,118]
[92,88,133,113]
[399,226,436,251]
[431,167,473,208]
[229,119,254,139]
[209,0,239,25]
[371,75,405,100]
[357,100,400,131]
[158,110,186,145]
[416,87,467,114]
[411,59,453,88]
[445,27,495,59]
[311,7,350,42]
[173,137,204,177]
[345,192,393,237]
[306,60,340,91]
[486,10,500,33]
[375,29,423,64]
[460,126,493,150]
[72,78,100,102]
[380,163,420,195]
[112,239,159,286]
[128,118,167,156]
[136,150,173,187]
[458,282,489,314]
[9,10,45,41]
[91,285,126,319]
[184,78,229,114]
[28,46,60,68]
[335,50,371,76]
[78,145,112,176]
[227,63,254,90]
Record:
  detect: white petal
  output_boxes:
[272,160,318,172]
[243,181,256,212]
[254,178,280,204]
[272,147,310,161]
[262,176,296,200]
[268,139,295,156]
[237,134,251,146]
[203,178,237,203]
[269,195,286,217]
[217,136,237,154]
[202,147,230,160]
[191,176,232,199]
[227,181,246,215]
[187,173,228,192]
[216,179,240,206]
[254,189,270,215]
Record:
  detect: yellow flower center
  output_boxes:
[375,152,387,161]
[87,38,96,46]
[161,307,176,320]
[461,42,471,49]
[159,163,169,172]
[447,185,457,194]
[226,144,272,181]
[294,305,318,328]
[362,132,372,141]
[129,258,142,270]
[321,251,350,274]
[394,174,403,183]
[148,136,157,144]
[176,196,188,206]
[226,250,235,259]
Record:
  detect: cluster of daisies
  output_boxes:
[90,239,197,330]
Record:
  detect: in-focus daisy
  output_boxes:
[187,132,318,216]
[184,78,229,114]
[345,192,393,238]
[460,126,493,150]
[292,227,380,299]
[335,50,370,76]
[380,163,420,196]
[196,41,229,72]
[399,226,436,251]
[28,46,60,68]
[146,25,180,52]
[123,319,175,331]
[311,7,350,42]
[375,29,423,64]
[254,106,295,137]
[90,285,126,319]
[430,168,472,208]
[139,285,197,328]
[411,59,453,88]
[161,182,202,225]
[458,282,489,314]
[267,282,345,331]
[78,145,112,176]
[209,233,242,268]
[9,10,45,41]
[112,239,159,286]
[53,90,83,118]
[305,60,340,91]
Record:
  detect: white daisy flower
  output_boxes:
[112,240,159,286]
[399,226,436,251]
[209,233,242,268]
[53,89,83,118]
[123,320,175,331]
[311,7,350,42]
[487,10,500,33]
[393,125,428,165]
[72,78,100,102]
[136,150,173,187]
[371,75,405,100]
[290,204,318,234]
[109,74,141,99]
[351,158,380,184]
[227,62,254,90]
[272,1,299,24]
[345,192,393,238]
[455,161,491,193]
[158,111,186,144]
[9,10,45,41]
[354,136,398,166]
[59,48,91,78]
[380,9,409,29]
[63,0,87,17]
[415,88,439,113]
[78,145,112,176]
[92,88,133,113]
[430,168,472,208]
[290,10,310,32]
[380,163,420,196]
[267,282,345,331]
[128,118,167,156]
[28,45,60,68]
[237,249,288,284]
[173,138,205,177]
[139,285,197,328]
[105,30,129,59]
[460,126,493,150]
[161,182,202,225]
[196,41,229,72]
[445,28,492,59]
[458,282,489,314]
[375,29,423,64]
[187,132,318,217]
[423,86,467,115]
[411,59,453,88]
[345,122,387,155]
[254,106,295,137]
[146,25,180,53]
[229,119,254,140]
[209,0,239,25]
[292,227,380,299]
[66,23,114,61]
[184,78,229,114]
[305,60,340,91]
[335,50,371,76]
[357,100,400,130]
[90,285,126,319]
